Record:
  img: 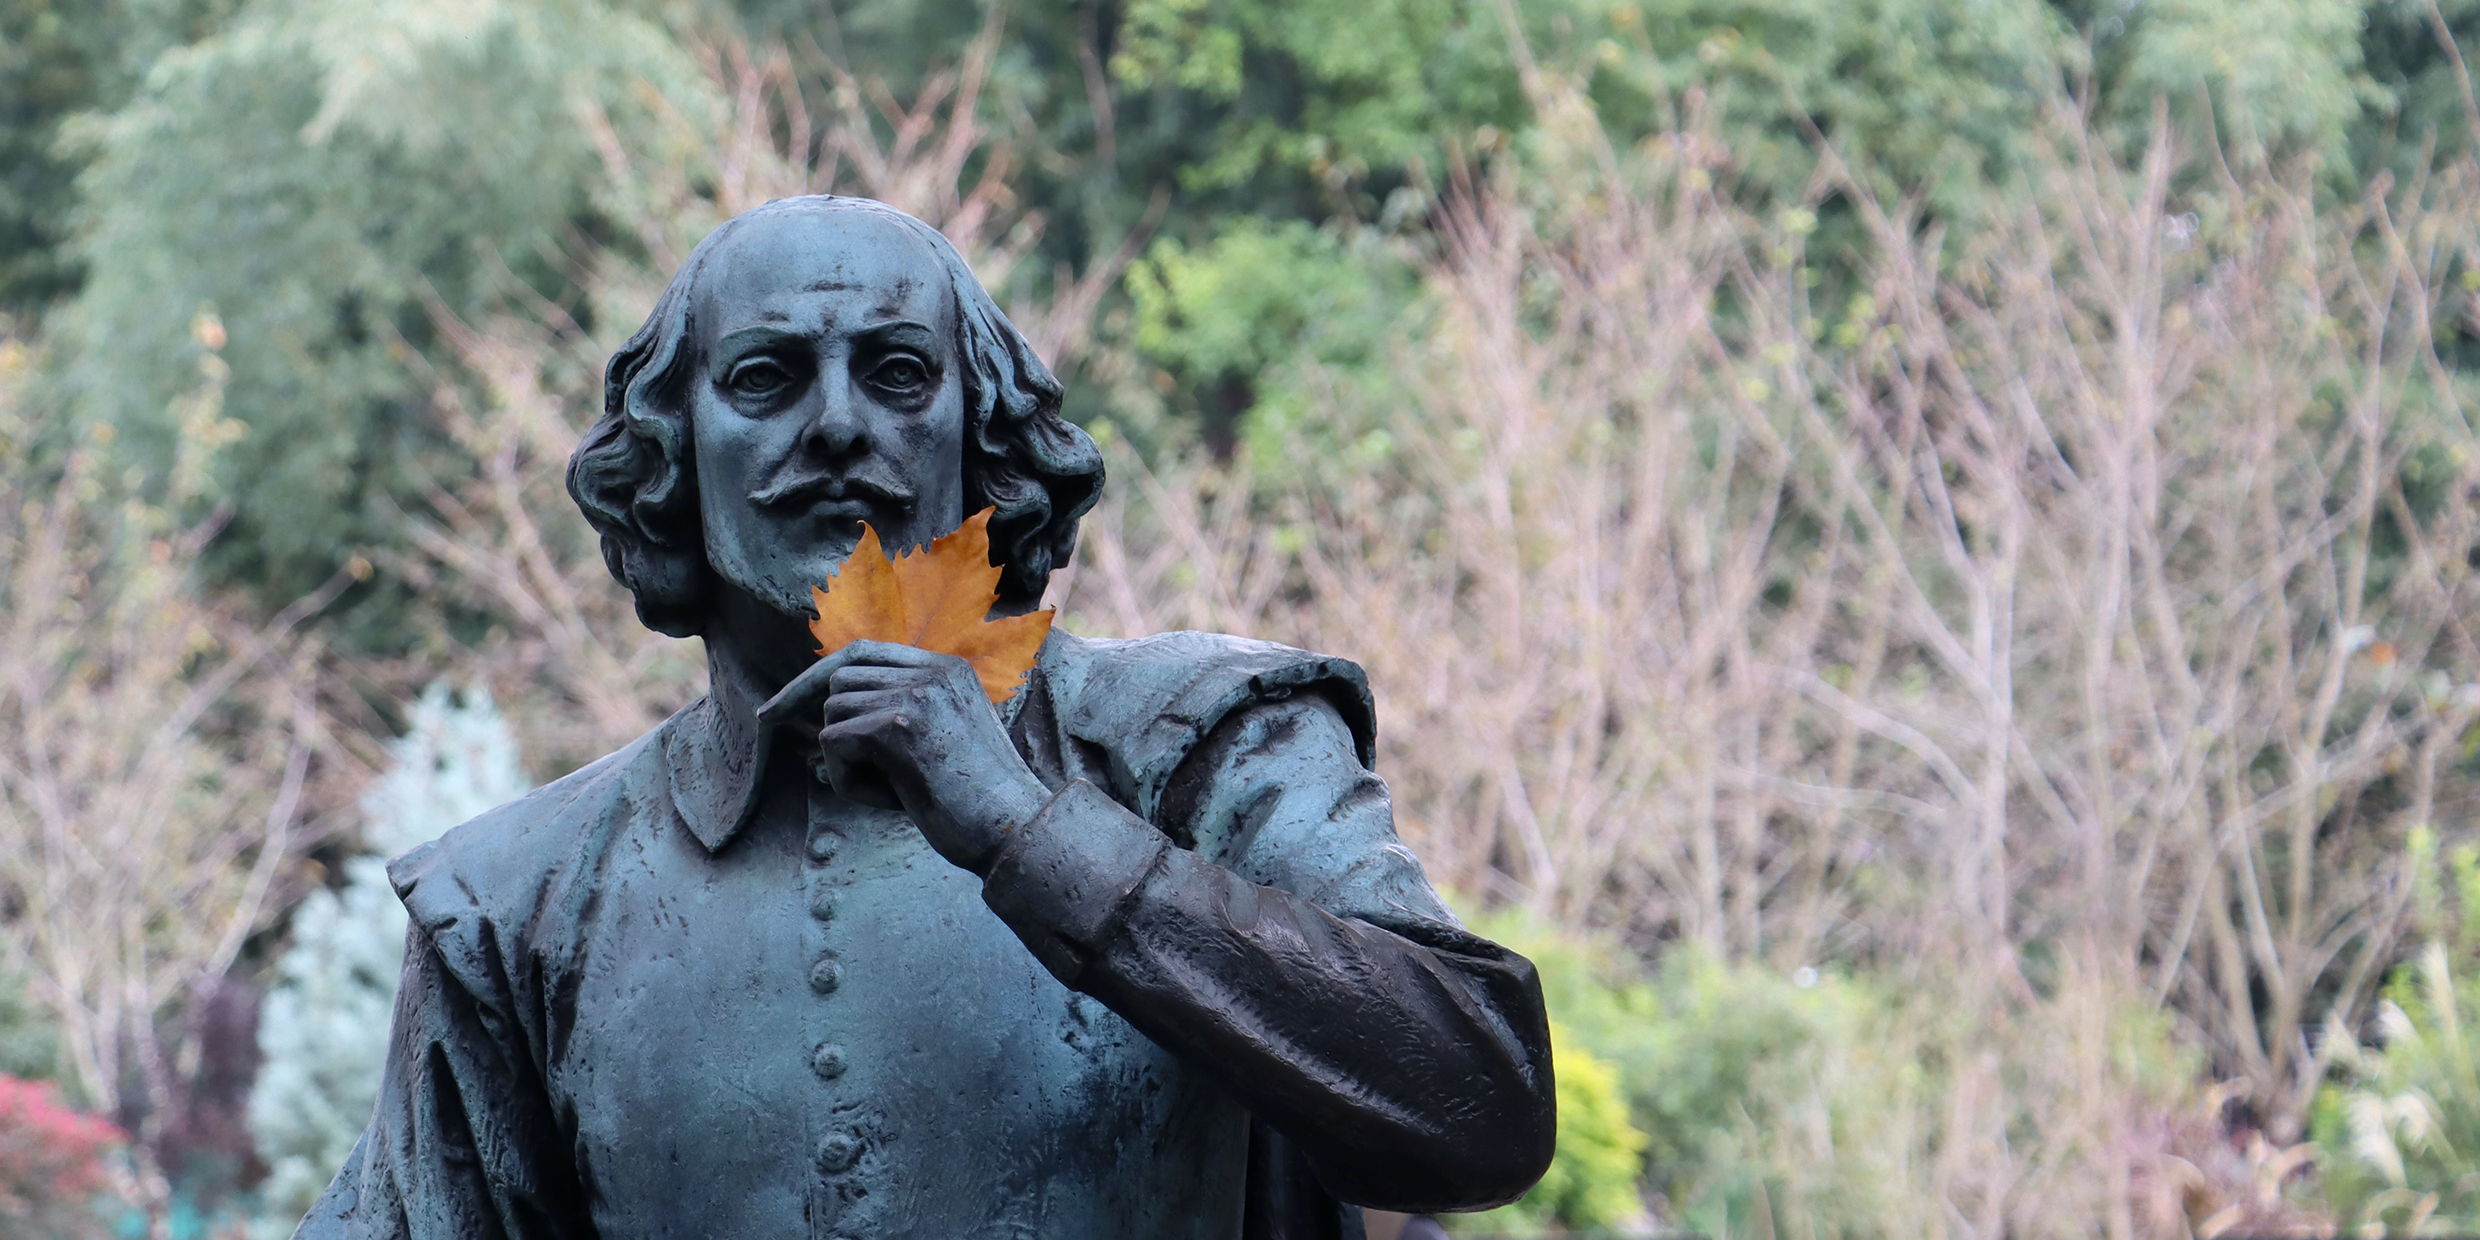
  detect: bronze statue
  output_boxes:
[295,196,1555,1240]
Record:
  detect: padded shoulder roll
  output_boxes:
[1044,630,1376,822]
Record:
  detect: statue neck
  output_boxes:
[701,582,819,728]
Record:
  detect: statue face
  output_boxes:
[686,207,970,619]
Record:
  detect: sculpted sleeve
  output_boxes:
[290,884,590,1238]
[979,695,1557,1215]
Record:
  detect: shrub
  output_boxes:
[0,1072,126,1239]
[1451,1019,1653,1235]
[2313,836,2480,1232]
[1455,907,2208,1237]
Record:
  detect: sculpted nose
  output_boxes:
[801,372,872,462]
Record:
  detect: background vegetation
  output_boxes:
[5,0,2480,1235]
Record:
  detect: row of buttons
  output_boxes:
[807,821,863,1179]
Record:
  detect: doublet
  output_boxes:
[296,630,1555,1240]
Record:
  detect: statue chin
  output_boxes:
[695,556,843,642]
[701,533,856,629]
[755,569,838,627]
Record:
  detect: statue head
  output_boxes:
[568,196,1105,639]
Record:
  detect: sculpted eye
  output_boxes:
[868,355,932,398]
[726,359,795,399]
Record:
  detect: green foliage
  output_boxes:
[59,0,710,602]
[1604,0,2075,220]
[1447,908,1652,1233]
[1617,950,1909,1235]
[1110,0,1529,198]
[0,0,236,310]
[2107,0,2384,161]
[0,0,121,309]
[1455,1022,1651,1234]
[1462,909,1866,1231]
[2356,0,2480,174]
[1461,907,1928,1235]
[2313,829,2480,1232]
[1125,219,1416,451]
[1536,1029,1652,1229]
[1456,907,2204,1237]
[0,968,60,1086]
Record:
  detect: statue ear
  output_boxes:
[613,417,712,639]
[571,370,713,638]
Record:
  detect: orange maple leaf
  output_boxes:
[808,507,1054,704]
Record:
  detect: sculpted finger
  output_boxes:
[757,641,936,728]
[757,658,844,730]
[821,688,912,726]
[825,664,921,696]
[833,639,953,667]
[812,743,903,812]
[818,714,918,810]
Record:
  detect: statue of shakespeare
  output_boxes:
[295,195,1556,1240]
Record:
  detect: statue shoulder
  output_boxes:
[383,723,666,940]
[1039,629,1376,820]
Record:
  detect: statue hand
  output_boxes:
[757,640,1048,874]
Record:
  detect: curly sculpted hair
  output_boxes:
[566,196,1106,638]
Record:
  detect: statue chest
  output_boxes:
[542,791,1248,1239]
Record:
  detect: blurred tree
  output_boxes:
[59,0,712,612]
[2104,0,2384,162]
[1124,219,1416,454]
[0,0,119,312]
[29,0,2449,625]
[0,0,240,312]
[1595,0,2074,220]
[0,971,58,1085]
[2311,829,2480,1230]
[2353,0,2480,175]
[247,684,531,1238]
[0,329,332,1227]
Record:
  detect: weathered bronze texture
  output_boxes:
[295,196,1556,1240]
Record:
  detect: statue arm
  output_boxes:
[978,697,1556,1215]
[291,919,590,1240]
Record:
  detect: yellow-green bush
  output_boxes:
[1452,1021,1651,1234]
[2313,832,2480,1232]
[1453,907,2204,1237]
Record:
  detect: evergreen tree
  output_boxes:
[245,685,530,1236]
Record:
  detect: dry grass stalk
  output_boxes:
[0,338,341,1217]
[402,31,2480,1232]
[1057,74,2480,1221]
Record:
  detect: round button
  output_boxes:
[809,889,835,922]
[817,1129,865,1174]
[807,833,839,862]
[809,956,843,995]
[810,1042,848,1080]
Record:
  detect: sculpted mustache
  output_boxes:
[746,474,917,510]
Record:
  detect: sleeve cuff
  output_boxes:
[982,778,1170,986]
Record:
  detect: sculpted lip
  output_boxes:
[748,474,916,516]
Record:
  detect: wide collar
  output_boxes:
[662,642,1050,854]
[661,661,775,853]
